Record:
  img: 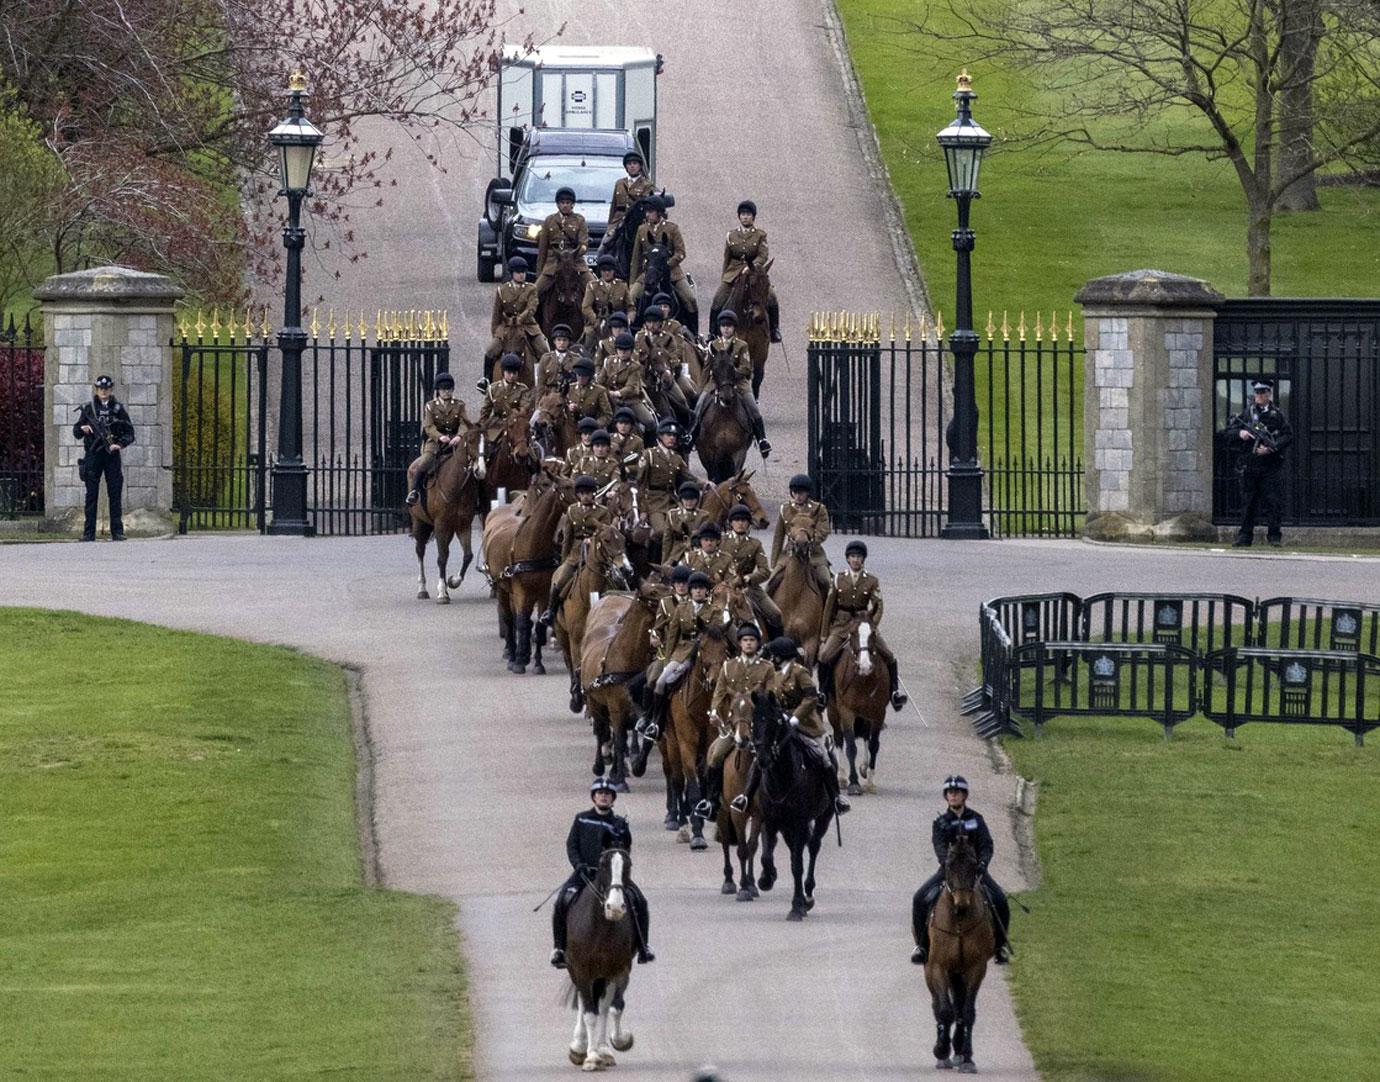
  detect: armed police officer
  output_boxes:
[73,374,135,541]
[406,370,471,506]
[550,777,654,968]
[911,775,1012,966]
[1222,379,1293,548]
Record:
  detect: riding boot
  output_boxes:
[911,890,931,963]
[816,661,835,706]
[694,763,723,819]
[730,759,759,812]
[752,415,771,458]
[768,297,782,343]
[826,749,851,814]
[406,488,421,506]
[641,690,667,740]
[539,580,563,627]
[551,887,572,968]
[889,661,908,711]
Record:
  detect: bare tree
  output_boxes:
[917,0,1380,294]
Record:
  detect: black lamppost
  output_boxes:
[266,70,323,536]
[937,69,992,540]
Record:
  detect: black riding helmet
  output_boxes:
[644,195,666,214]
[597,254,617,271]
[651,292,673,308]
[766,636,799,662]
[500,353,524,372]
[788,474,814,493]
[433,371,455,390]
[670,564,692,584]
[551,323,572,341]
[657,418,679,435]
[687,571,713,590]
[590,429,611,446]
[717,310,738,327]
[555,186,576,204]
[695,521,722,541]
[737,623,762,642]
[643,307,664,324]
[577,416,600,433]
[609,312,629,328]
[507,256,528,273]
[574,474,598,492]
[623,151,644,167]
[845,540,868,558]
[728,503,752,522]
[678,481,701,500]
[737,200,757,217]
[573,359,595,377]
[613,407,636,423]
[615,331,635,350]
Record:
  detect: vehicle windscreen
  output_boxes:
[518,158,627,205]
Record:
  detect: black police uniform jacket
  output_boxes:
[566,807,633,879]
[72,397,135,454]
[1224,403,1293,474]
[932,807,995,868]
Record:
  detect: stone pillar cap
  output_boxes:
[34,265,185,303]
[1075,269,1224,309]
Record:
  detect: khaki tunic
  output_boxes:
[699,336,754,393]
[582,279,631,327]
[635,327,684,373]
[490,281,541,335]
[536,211,589,271]
[720,226,770,284]
[599,354,648,403]
[558,502,615,565]
[661,506,711,567]
[663,596,726,665]
[563,444,592,477]
[633,445,697,522]
[565,381,613,427]
[478,379,533,433]
[650,592,683,661]
[773,660,826,739]
[722,531,770,586]
[608,174,657,234]
[711,654,776,720]
[582,453,622,490]
[421,397,471,455]
[534,350,579,395]
[684,547,736,585]
[819,568,894,666]
[610,430,644,459]
[770,498,831,566]
[631,220,688,284]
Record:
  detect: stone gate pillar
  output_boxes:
[35,266,183,535]
[1075,270,1223,541]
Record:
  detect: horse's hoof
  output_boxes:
[615,780,630,794]
[416,589,429,600]
[935,1058,953,1070]
[569,1047,586,1066]
[958,1063,977,1074]
[804,895,816,911]
[663,815,680,831]
[676,825,691,843]
[436,594,450,605]
[580,1059,599,1072]
[570,695,582,714]
[865,779,877,794]
[736,888,754,902]
[512,664,526,675]
[690,835,708,851]
[757,873,775,892]
[786,907,804,922]
[598,1050,616,1066]
[610,1033,633,1053]
[532,663,546,675]
[848,781,862,796]
[722,880,737,895]
[446,575,464,589]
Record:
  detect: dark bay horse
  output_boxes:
[476,411,542,504]
[750,690,835,921]
[636,242,697,335]
[407,430,482,603]
[581,589,659,791]
[827,618,889,796]
[555,524,634,714]
[694,342,755,483]
[488,322,538,385]
[563,846,638,1071]
[768,530,827,665]
[722,259,772,398]
[532,390,579,461]
[539,246,587,345]
[715,688,763,902]
[925,832,994,1073]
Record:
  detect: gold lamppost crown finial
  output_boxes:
[289,70,307,94]
[956,69,973,93]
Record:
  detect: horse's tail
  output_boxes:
[560,978,580,1010]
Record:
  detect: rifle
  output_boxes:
[1231,413,1279,453]
[74,404,119,482]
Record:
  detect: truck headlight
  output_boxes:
[523,222,541,240]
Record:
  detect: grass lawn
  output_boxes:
[0,608,470,1080]
[1000,712,1380,1080]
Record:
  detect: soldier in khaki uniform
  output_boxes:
[564,359,613,430]
[694,623,776,819]
[635,563,693,733]
[628,197,697,324]
[710,200,781,342]
[610,407,644,458]
[632,419,699,546]
[478,354,534,444]
[661,482,711,566]
[723,503,782,638]
[606,150,656,241]
[686,310,770,458]
[581,255,631,350]
[595,312,631,367]
[636,306,695,418]
[535,324,579,396]
[683,522,736,584]
[582,429,623,490]
[599,331,656,431]
[645,571,726,731]
[651,292,705,394]
[769,474,832,593]
[563,417,600,477]
[817,540,907,711]
[406,370,472,506]
[541,474,615,625]
[486,256,549,365]
[731,636,850,815]
[533,187,592,300]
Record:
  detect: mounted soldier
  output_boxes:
[817,540,907,711]
[633,563,694,732]
[711,200,781,342]
[695,623,776,819]
[542,474,616,627]
[565,358,614,430]
[628,197,696,325]
[582,429,623,490]
[535,324,579,395]
[599,331,656,432]
[596,311,631,366]
[478,353,534,449]
[550,777,654,969]
[731,636,850,816]
[605,150,656,242]
[486,256,549,367]
[769,474,832,593]
[406,370,472,507]
[582,255,631,350]
[662,481,712,566]
[683,521,736,584]
[723,503,782,639]
[644,570,723,735]
[610,407,645,459]
[686,310,770,459]
[563,416,601,477]
[534,186,592,301]
[911,775,1012,966]
[634,306,693,422]
[630,419,699,545]
[651,292,701,387]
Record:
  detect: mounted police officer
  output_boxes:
[817,540,907,710]
[711,200,781,342]
[695,623,776,819]
[73,374,135,541]
[769,474,832,593]
[731,636,850,816]
[582,254,631,348]
[534,186,592,300]
[542,474,615,626]
[486,256,549,365]
[550,777,654,968]
[686,310,770,458]
[662,481,711,566]
[477,353,533,446]
[910,775,1012,966]
[610,406,645,458]
[605,150,656,241]
[1222,379,1294,548]
[631,419,699,546]
[406,370,472,506]
[535,324,578,395]
[599,331,656,431]
[629,196,696,324]
[723,504,782,639]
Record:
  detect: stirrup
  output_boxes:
[891,691,908,711]
[538,608,555,627]
[911,945,927,965]
[406,488,420,506]
[757,438,771,457]
[995,944,1011,965]
[550,948,567,969]
[636,946,655,964]
[771,327,782,343]
[834,796,851,815]
[729,794,748,813]
[692,798,714,819]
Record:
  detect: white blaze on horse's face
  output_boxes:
[604,853,627,922]
[858,621,873,676]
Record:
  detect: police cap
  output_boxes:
[93,375,115,389]
[1252,380,1274,393]
[500,352,524,371]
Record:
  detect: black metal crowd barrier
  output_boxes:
[968,592,1380,745]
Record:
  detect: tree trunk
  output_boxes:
[1277,0,1323,213]
[1246,199,1273,296]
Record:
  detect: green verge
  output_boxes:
[1000,714,1380,1081]
[0,609,470,1080]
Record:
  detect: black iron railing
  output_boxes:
[0,313,44,518]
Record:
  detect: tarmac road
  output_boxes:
[5,534,1376,1079]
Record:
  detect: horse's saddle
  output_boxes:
[791,731,831,772]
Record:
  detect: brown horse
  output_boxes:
[563,846,638,1072]
[694,342,756,483]
[714,687,763,902]
[925,832,995,1073]
[581,589,659,791]
[539,247,587,345]
[722,259,773,398]
[407,430,483,603]
[661,604,732,850]
[602,481,658,583]
[482,467,568,674]
[827,618,890,797]
[699,469,770,530]
[531,390,579,461]
[556,524,635,714]
[476,411,542,504]
[488,323,538,386]
[768,529,827,665]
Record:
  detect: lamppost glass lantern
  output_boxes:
[935,70,992,198]
[268,71,323,195]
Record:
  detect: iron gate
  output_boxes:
[0,313,44,518]
[1212,299,1380,526]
